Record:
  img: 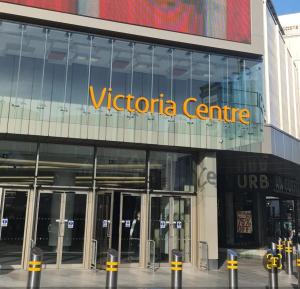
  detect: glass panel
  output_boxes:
[173,198,191,263]
[281,200,295,240]
[0,191,28,266]
[150,197,170,263]
[0,21,21,133]
[95,192,112,267]
[0,141,37,186]
[96,147,146,189]
[38,143,94,187]
[62,193,87,264]
[149,151,195,192]
[36,193,61,264]
[0,20,263,148]
[234,191,255,244]
[120,195,141,264]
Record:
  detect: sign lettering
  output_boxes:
[89,86,251,125]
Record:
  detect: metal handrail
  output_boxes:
[147,240,159,272]
[198,241,209,271]
[91,239,97,271]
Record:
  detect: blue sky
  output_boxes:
[272,0,300,15]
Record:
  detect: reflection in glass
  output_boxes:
[96,148,146,189]
[62,193,87,264]
[120,195,141,263]
[0,19,263,149]
[266,197,296,243]
[38,143,94,187]
[150,196,191,263]
[149,151,195,192]
[0,191,28,266]
[150,197,170,263]
[36,193,61,264]
[0,141,37,186]
[95,192,112,267]
[173,198,191,263]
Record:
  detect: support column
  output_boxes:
[197,152,218,270]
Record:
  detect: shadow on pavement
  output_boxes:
[0,266,15,275]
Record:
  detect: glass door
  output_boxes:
[173,197,191,263]
[119,193,141,264]
[0,190,29,268]
[35,191,87,268]
[150,195,191,264]
[95,191,114,268]
[95,191,142,266]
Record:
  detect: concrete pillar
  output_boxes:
[197,152,218,269]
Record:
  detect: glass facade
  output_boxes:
[149,151,195,192]
[0,141,196,192]
[96,148,146,189]
[218,152,300,248]
[38,143,94,187]
[0,141,37,185]
[0,20,263,150]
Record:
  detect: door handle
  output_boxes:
[107,220,111,238]
[59,222,65,237]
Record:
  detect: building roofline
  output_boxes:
[267,0,285,35]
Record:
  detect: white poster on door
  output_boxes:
[160,220,166,229]
[1,218,8,227]
[176,221,182,229]
[68,220,74,229]
[125,220,131,228]
[102,220,108,228]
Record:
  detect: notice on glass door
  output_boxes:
[160,220,166,229]
[68,220,74,229]
[1,218,8,227]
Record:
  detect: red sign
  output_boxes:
[1,0,251,44]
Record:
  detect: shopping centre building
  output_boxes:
[0,0,299,271]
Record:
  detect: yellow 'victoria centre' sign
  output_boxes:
[89,86,251,125]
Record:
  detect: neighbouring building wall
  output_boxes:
[279,13,300,140]
[264,3,300,140]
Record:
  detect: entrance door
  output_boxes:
[150,196,191,264]
[95,192,142,266]
[119,193,141,264]
[0,190,29,268]
[95,191,114,267]
[35,191,87,268]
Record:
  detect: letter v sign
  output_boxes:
[89,86,107,109]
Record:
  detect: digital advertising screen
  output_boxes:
[1,0,251,44]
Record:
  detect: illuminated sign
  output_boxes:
[2,0,251,44]
[89,86,251,125]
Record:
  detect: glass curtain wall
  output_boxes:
[96,148,146,189]
[0,20,263,150]
[149,151,196,192]
[0,141,37,185]
[37,144,94,187]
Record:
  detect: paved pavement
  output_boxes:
[0,258,299,288]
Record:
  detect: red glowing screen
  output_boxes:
[1,0,251,43]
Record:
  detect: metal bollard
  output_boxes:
[27,247,43,289]
[267,249,279,289]
[106,249,118,289]
[227,249,238,289]
[297,244,300,288]
[171,249,183,289]
[276,239,284,270]
[285,240,293,275]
